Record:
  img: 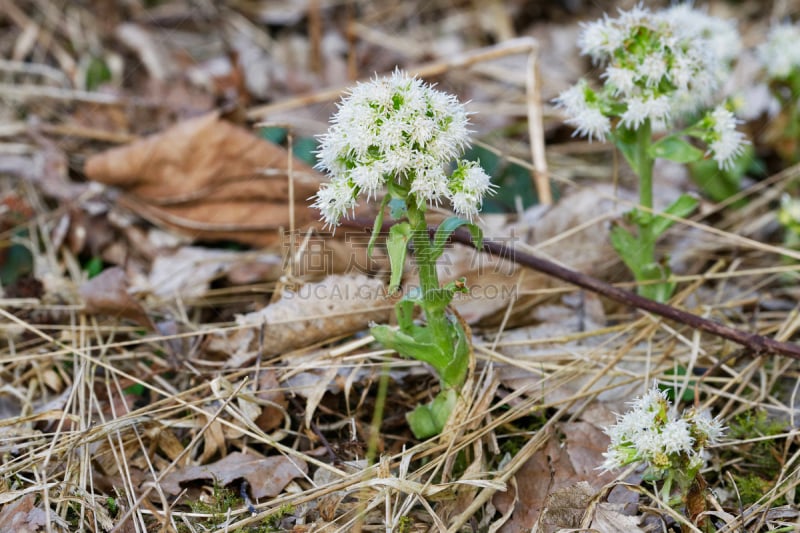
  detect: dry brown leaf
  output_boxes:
[79,266,152,329]
[255,370,288,433]
[0,494,48,533]
[138,246,283,300]
[205,274,391,367]
[160,451,307,499]
[84,112,323,247]
[588,503,646,533]
[493,422,617,532]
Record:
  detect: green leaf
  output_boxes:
[612,126,640,173]
[386,223,411,293]
[367,194,391,258]
[406,388,457,439]
[370,324,449,371]
[609,225,644,279]
[0,242,33,285]
[372,316,470,388]
[441,318,470,388]
[85,57,112,91]
[292,137,319,166]
[648,135,704,163]
[84,256,105,279]
[258,127,288,144]
[395,297,417,333]
[651,193,698,238]
[430,217,483,262]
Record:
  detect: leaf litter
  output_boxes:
[2,1,800,532]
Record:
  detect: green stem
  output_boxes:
[406,199,452,357]
[636,118,655,269]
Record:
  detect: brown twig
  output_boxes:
[341,217,800,360]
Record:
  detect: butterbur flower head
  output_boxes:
[702,105,749,170]
[553,81,611,142]
[601,385,726,479]
[313,70,492,227]
[556,4,741,138]
[758,23,800,80]
[447,160,495,219]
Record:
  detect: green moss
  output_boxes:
[179,484,295,533]
[728,410,785,473]
[732,473,785,506]
[723,410,788,506]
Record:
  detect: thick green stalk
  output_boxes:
[405,199,452,356]
[636,118,655,270]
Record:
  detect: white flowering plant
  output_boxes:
[758,23,800,164]
[602,386,725,508]
[555,5,747,302]
[312,71,494,439]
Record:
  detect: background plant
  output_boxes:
[312,71,493,438]
[555,5,747,302]
[758,23,800,165]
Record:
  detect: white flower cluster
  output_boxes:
[601,386,725,476]
[703,105,749,170]
[312,70,493,227]
[556,4,741,137]
[758,24,800,80]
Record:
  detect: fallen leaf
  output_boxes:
[537,481,595,531]
[84,112,323,247]
[160,451,307,499]
[205,274,391,367]
[589,502,646,532]
[493,422,618,532]
[0,494,48,533]
[79,266,152,329]
[138,246,283,300]
[255,370,289,433]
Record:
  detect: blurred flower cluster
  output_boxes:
[555,4,747,170]
[758,24,800,80]
[312,70,493,226]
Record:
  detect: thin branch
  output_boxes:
[340,217,800,360]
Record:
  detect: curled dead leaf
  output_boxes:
[84,112,323,247]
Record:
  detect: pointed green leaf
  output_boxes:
[440,318,470,388]
[367,194,391,258]
[370,324,449,370]
[395,297,417,333]
[431,217,484,263]
[651,193,698,238]
[649,135,704,163]
[386,223,411,293]
[609,225,644,279]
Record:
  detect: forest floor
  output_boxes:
[2,0,800,531]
